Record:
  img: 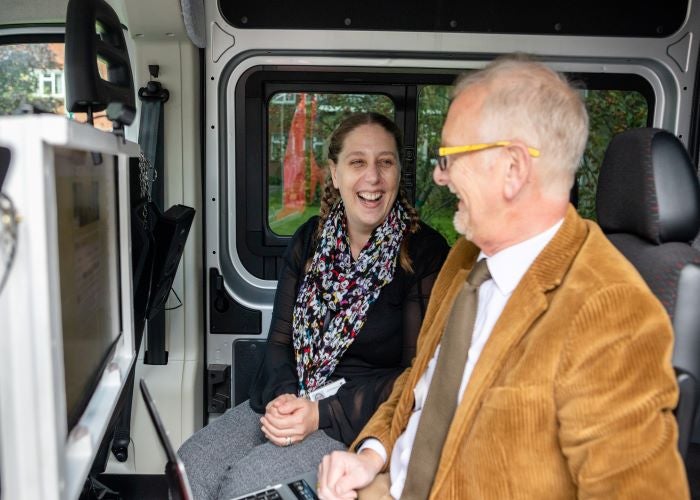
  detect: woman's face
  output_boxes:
[330,123,401,237]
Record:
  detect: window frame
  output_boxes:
[233,65,456,279]
[228,63,655,280]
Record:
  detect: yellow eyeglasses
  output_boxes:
[436,141,541,171]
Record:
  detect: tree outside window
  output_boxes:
[0,43,112,130]
[0,43,62,115]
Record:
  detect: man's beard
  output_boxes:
[453,209,473,240]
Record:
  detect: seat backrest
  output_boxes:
[596,127,700,458]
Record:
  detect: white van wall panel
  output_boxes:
[105,39,202,474]
[131,361,181,474]
[204,0,699,138]
[178,41,204,363]
[179,40,205,439]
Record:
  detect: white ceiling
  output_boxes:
[2,0,68,25]
[121,0,188,41]
[1,0,190,43]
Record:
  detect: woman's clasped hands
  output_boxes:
[260,393,319,447]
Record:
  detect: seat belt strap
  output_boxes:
[137,76,170,365]
[109,71,170,463]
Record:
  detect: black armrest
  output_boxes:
[675,369,698,459]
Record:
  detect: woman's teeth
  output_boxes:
[358,192,382,201]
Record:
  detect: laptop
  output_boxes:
[139,378,319,500]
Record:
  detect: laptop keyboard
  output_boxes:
[236,479,318,500]
[238,488,283,500]
[288,479,318,500]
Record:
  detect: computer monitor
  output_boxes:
[0,115,139,500]
[54,146,123,432]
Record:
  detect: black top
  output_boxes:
[249,216,450,444]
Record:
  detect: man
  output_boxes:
[316,54,690,499]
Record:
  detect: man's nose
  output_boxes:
[433,162,448,185]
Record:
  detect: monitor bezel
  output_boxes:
[0,115,138,500]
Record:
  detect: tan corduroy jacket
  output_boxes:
[353,206,689,499]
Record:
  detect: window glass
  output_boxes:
[577,89,648,220]
[415,85,457,243]
[267,92,394,236]
[415,84,649,244]
[0,43,112,131]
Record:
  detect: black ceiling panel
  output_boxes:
[219,0,689,37]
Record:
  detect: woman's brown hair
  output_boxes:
[312,112,420,273]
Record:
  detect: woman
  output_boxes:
[178,112,449,499]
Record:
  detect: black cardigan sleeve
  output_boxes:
[316,224,449,444]
[248,219,316,413]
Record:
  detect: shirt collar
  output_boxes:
[478,219,564,296]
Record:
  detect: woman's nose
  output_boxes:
[365,163,381,183]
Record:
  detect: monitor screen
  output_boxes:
[54,147,123,432]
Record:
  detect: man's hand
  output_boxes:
[260,394,319,446]
[317,449,384,500]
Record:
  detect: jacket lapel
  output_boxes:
[432,206,589,492]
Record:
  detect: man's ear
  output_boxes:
[503,144,532,200]
[329,161,339,189]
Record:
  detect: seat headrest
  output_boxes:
[596,128,700,244]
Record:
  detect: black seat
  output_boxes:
[596,127,700,459]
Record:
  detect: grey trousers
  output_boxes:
[177,400,346,500]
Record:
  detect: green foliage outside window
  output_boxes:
[266,86,648,243]
[266,84,648,242]
[415,85,649,244]
[0,44,62,115]
[0,43,112,130]
[415,85,458,244]
[577,90,648,220]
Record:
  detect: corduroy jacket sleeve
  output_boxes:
[554,283,688,499]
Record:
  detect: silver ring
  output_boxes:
[286,436,292,447]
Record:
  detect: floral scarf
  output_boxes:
[292,199,409,397]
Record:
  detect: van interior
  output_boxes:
[0,0,699,498]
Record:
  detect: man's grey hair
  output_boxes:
[453,53,589,192]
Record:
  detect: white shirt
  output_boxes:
[359,219,563,499]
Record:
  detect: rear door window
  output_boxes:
[0,42,112,130]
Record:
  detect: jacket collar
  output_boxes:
[484,218,563,297]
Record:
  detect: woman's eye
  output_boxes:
[379,158,395,168]
[350,159,365,167]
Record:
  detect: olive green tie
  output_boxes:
[401,259,491,500]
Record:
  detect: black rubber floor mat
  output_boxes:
[89,474,169,500]
[688,443,700,500]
